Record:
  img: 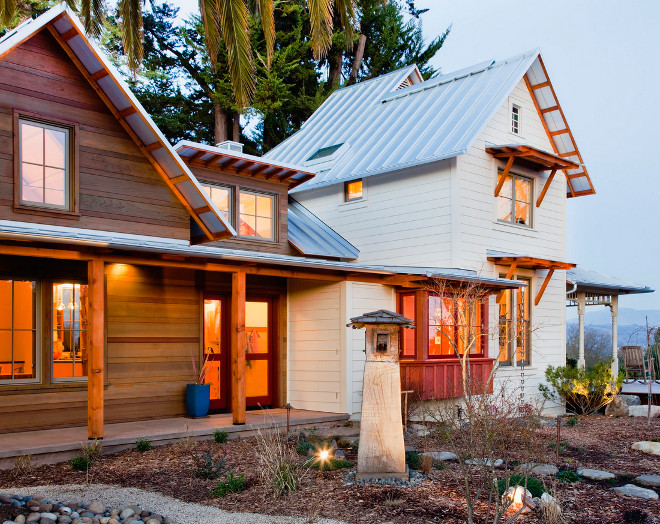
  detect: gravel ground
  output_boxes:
[2,484,348,524]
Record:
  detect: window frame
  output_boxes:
[497,276,532,367]
[0,278,41,385]
[511,103,521,135]
[427,293,486,359]
[237,189,277,242]
[51,280,89,383]
[344,179,364,202]
[496,171,533,228]
[13,111,79,217]
[201,183,234,224]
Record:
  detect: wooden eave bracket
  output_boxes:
[536,169,557,207]
[534,268,555,306]
[494,155,515,197]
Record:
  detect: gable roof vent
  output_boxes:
[397,71,422,90]
[216,140,244,153]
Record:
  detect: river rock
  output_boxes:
[465,458,503,467]
[521,463,559,476]
[632,441,660,456]
[423,451,457,461]
[612,484,659,500]
[605,394,640,417]
[118,509,134,521]
[15,515,26,524]
[577,468,615,480]
[629,405,660,418]
[635,474,660,487]
[39,514,57,521]
[26,514,41,522]
[39,518,56,524]
[86,502,104,515]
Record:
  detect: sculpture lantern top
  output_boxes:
[348,310,414,362]
[347,309,414,329]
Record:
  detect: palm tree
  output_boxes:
[0,0,358,110]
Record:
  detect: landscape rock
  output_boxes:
[423,451,457,461]
[612,484,659,500]
[118,509,134,521]
[333,450,346,460]
[631,441,660,456]
[465,458,503,467]
[605,394,641,417]
[521,464,559,476]
[86,503,104,515]
[628,405,660,418]
[39,514,57,521]
[635,474,660,487]
[27,513,41,522]
[410,424,430,437]
[577,468,615,480]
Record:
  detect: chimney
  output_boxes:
[216,140,244,154]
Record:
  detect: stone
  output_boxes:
[539,493,561,517]
[605,394,641,417]
[632,441,660,456]
[334,449,346,460]
[629,405,660,418]
[148,515,163,523]
[0,495,12,504]
[59,508,72,516]
[15,516,26,524]
[612,484,659,500]
[577,468,615,480]
[118,509,134,521]
[422,451,456,461]
[78,514,94,519]
[635,474,660,487]
[410,424,430,437]
[504,486,534,514]
[27,514,41,523]
[39,505,53,513]
[57,517,71,524]
[86,503,104,515]
[521,463,559,476]
[107,520,120,524]
[39,514,57,522]
[465,458,503,467]
[145,520,162,524]
[99,519,110,524]
[39,518,56,524]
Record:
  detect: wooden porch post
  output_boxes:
[87,259,105,439]
[231,271,246,424]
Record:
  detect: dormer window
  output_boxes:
[239,190,275,240]
[344,179,363,201]
[511,104,521,135]
[201,184,232,221]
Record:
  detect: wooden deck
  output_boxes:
[621,380,660,396]
[0,408,348,469]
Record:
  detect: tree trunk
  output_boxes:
[214,100,228,145]
[232,113,241,142]
[346,34,367,86]
[328,48,344,89]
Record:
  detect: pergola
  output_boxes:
[566,268,653,374]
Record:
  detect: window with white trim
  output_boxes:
[497,173,532,227]
[498,276,531,367]
[511,104,521,135]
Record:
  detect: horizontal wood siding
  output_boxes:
[0,30,191,239]
[400,358,495,400]
[287,279,343,412]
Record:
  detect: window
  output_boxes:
[428,295,483,358]
[19,119,70,210]
[497,173,531,226]
[52,283,88,380]
[511,104,521,134]
[239,191,275,240]
[201,184,232,222]
[0,279,37,383]
[344,179,363,201]
[400,293,416,358]
[307,143,343,161]
[498,277,531,366]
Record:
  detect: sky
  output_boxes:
[173,0,660,311]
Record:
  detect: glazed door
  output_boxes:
[203,298,228,411]
[246,298,275,407]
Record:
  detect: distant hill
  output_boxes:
[566,307,660,346]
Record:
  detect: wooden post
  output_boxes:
[87,259,105,439]
[231,271,246,424]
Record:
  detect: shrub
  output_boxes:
[213,429,229,444]
[70,454,93,472]
[557,470,579,483]
[211,472,246,497]
[256,427,309,495]
[498,474,546,498]
[405,451,421,470]
[135,437,153,452]
[192,452,226,479]
[539,360,622,415]
[566,416,579,426]
[549,440,570,454]
[296,439,314,456]
[308,457,353,471]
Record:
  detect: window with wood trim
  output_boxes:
[52,283,88,381]
[201,184,232,222]
[400,293,416,358]
[0,279,38,383]
[497,173,532,226]
[428,294,483,358]
[239,190,275,240]
[498,277,531,366]
[19,119,71,210]
[344,179,363,201]
[511,104,521,134]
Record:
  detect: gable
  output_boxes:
[0,4,235,242]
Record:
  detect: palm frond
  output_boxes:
[0,0,17,28]
[334,0,357,50]
[118,0,143,72]
[198,0,221,67]
[79,0,106,38]
[307,0,332,60]
[255,0,274,69]
[216,0,255,109]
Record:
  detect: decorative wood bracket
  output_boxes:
[534,269,555,306]
[494,155,515,197]
[536,169,557,207]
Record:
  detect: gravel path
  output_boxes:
[3,484,348,524]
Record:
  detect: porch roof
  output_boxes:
[0,219,523,289]
[567,267,654,295]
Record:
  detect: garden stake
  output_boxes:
[556,416,561,463]
[286,403,292,435]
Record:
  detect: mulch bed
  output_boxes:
[1,416,659,523]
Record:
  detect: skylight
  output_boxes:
[307,143,344,161]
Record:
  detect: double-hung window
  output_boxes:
[498,277,531,366]
[19,119,71,210]
[497,173,532,226]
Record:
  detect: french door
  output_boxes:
[203,295,276,412]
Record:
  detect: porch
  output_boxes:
[0,408,348,470]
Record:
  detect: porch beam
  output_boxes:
[493,155,515,197]
[231,271,247,425]
[535,169,557,208]
[87,259,105,439]
[610,295,619,376]
[577,292,586,369]
[534,268,555,306]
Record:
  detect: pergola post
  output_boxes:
[577,292,586,369]
[87,259,105,439]
[231,271,246,425]
[610,295,619,376]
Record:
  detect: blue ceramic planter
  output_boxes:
[186,383,210,418]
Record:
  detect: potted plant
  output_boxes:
[186,352,211,418]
